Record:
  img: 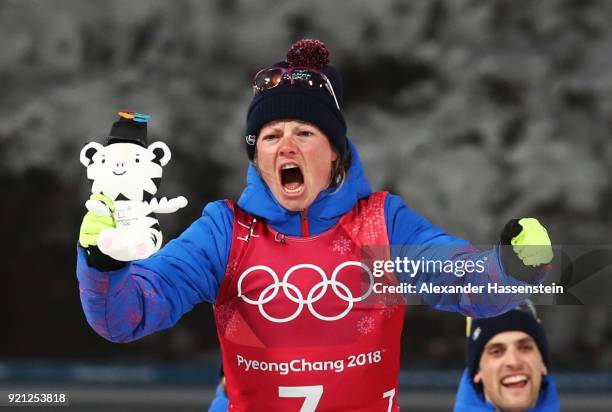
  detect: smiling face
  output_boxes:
[255,120,337,211]
[80,141,170,202]
[474,331,548,412]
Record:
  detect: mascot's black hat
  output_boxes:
[107,111,150,147]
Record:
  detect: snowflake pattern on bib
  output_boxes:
[356,315,376,335]
[216,301,239,338]
[225,259,239,278]
[349,193,386,244]
[332,236,352,255]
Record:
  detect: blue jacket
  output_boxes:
[76,140,530,342]
[207,384,229,412]
[454,369,560,412]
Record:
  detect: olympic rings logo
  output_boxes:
[237,262,374,323]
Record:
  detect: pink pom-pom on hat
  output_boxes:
[286,39,330,70]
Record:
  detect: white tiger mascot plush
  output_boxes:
[80,112,187,261]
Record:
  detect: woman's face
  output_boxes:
[255,120,337,212]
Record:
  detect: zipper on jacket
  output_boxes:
[300,208,309,237]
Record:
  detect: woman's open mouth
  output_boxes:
[279,163,304,194]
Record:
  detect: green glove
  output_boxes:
[79,193,115,248]
[510,218,553,267]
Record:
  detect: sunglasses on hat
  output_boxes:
[252,67,340,110]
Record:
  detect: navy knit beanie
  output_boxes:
[245,39,347,161]
[466,300,550,380]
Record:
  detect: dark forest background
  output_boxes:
[2,0,612,374]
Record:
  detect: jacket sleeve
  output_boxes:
[385,194,534,318]
[76,200,233,342]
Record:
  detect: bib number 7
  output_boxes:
[278,386,323,412]
[278,385,396,411]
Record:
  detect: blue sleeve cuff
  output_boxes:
[76,245,132,296]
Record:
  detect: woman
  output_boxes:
[77,39,553,411]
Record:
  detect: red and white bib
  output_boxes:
[214,192,404,411]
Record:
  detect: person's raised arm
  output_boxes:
[385,194,552,318]
[77,198,232,342]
